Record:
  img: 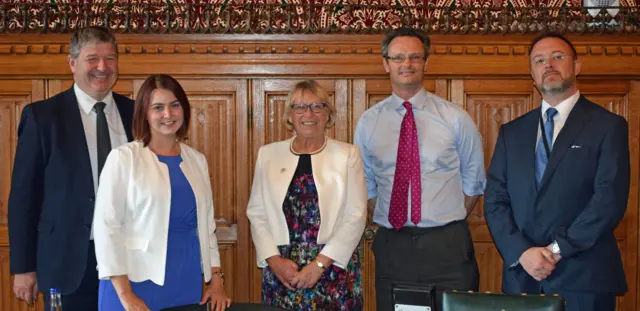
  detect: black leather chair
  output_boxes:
[442,291,564,311]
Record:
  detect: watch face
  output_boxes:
[552,243,560,253]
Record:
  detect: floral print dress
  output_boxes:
[262,154,363,311]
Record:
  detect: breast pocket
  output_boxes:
[558,145,597,181]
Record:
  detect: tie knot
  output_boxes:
[94,102,106,112]
[546,108,558,122]
[402,101,412,110]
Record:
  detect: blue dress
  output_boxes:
[98,155,203,311]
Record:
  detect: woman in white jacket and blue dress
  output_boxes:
[93,74,231,311]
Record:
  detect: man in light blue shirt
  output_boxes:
[354,27,486,310]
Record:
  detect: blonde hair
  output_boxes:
[282,80,337,131]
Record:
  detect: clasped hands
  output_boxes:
[518,245,563,281]
[266,256,325,290]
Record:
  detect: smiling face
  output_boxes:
[383,36,426,92]
[530,37,581,97]
[146,88,184,139]
[68,41,118,101]
[289,89,329,140]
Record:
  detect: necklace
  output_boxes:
[289,136,327,155]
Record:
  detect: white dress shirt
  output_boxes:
[74,83,128,193]
[537,91,581,147]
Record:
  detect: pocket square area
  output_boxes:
[571,145,582,148]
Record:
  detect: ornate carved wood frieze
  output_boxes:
[0,1,638,34]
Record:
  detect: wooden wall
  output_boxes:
[0,33,639,311]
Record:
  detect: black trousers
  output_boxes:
[43,241,99,311]
[373,220,479,311]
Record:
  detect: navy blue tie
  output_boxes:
[535,108,558,185]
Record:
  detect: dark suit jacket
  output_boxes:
[484,95,629,294]
[8,88,134,294]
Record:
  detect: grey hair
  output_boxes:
[69,26,118,59]
[381,27,431,59]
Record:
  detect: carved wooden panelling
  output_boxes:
[474,242,504,293]
[451,79,536,222]
[1,247,43,311]
[218,243,236,299]
[251,79,349,153]
[0,80,44,235]
[48,80,135,100]
[362,239,376,311]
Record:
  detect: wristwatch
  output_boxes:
[315,260,326,270]
[551,241,561,255]
[212,271,225,280]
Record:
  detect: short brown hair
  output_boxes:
[528,32,578,59]
[132,74,191,146]
[382,27,431,59]
[69,26,118,58]
[282,80,337,131]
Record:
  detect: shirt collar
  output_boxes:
[541,91,580,122]
[73,83,115,116]
[389,88,429,111]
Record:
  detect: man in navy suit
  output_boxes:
[484,33,629,311]
[8,26,134,311]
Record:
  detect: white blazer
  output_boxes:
[247,137,367,269]
[93,141,220,285]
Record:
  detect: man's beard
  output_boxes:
[537,76,575,96]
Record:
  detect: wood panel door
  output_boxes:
[131,79,252,301]
[248,79,349,302]
[0,80,45,311]
[450,79,540,294]
[352,79,446,311]
[452,78,640,311]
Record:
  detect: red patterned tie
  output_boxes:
[388,101,422,230]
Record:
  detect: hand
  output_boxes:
[266,256,299,290]
[519,247,557,281]
[290,261,324,289]
[546,245,563,263]
[201,276,231,311]
[13,272,38,306]
[118,291,151,311]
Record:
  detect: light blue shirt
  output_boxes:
[354,88,486,228]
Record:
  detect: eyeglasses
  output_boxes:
[290,102,328,114]
[384,54,426,63]
[532,54,567,65]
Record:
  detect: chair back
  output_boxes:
[442,291,564,311]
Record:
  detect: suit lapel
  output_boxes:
[271,139,298,210]
[310,139,334,230]
[538,97,592,190]
[114,94,134,142]
[519,109,541,197]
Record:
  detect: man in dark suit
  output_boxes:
[484,32,629,311]
[8,26,134,311]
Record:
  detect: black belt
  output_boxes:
[379,219,465,236]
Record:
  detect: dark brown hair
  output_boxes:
[381,27,431,59]
[529,32,578,59]
[132,74,191,146]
